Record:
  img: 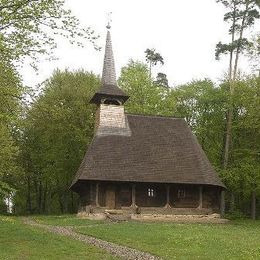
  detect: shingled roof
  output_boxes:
[90,28,128,104]
[71,114,225,191]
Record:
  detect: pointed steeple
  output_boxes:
[90,25,129,105]
[101,27,117,86]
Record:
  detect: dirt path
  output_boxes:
[23,218,160,260]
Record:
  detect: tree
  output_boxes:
[118,60,174,116]
[15,69,100,214]
[233,76,260,219]
[154,72,169,88]
[145,48,164,79]
[218,76,260,217]
[0,60,23,202]
[0,124,19,198]
[0,0,99,66]
[172,79,228,166]
[215,0,260,169]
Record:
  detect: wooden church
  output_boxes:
[70,25,225,217]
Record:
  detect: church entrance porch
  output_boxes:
[78,181,225,216]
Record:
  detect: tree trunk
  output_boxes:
[38,180,42,213]
[230,192,235,212]
[42,182,48,214]
[71,192,74,213]
[220,190,225,218]
[223,109,233,169]
[26,176,32,214]
[251,191,256,220]
[222,4,235,169]
[223,2,249,169]
[59,197,64,214]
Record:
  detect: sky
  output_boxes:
[20,0,259,88]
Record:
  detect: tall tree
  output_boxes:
[118,60,174,116]
[15,70,100,214]
[144,48,164,79]
[172,79,227,166]
[0,60,23,201]
[0,0,99,66]
[215,0,260,169]
[154,72,169,88]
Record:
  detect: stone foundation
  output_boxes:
[80,206,215,215]
[77,211,228,223]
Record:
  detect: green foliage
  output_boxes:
[118,60,174,116]
[171,79,227,166]
[167,77,260,215]
[0,61,23,123]
[144,48,164,66]
[144,48,165,79]
[0,61,23,199]
[0,0,99,66]
[16,69,100,214]
[0,125,19,197]
[225,209,247,219]
[154,72,169,88]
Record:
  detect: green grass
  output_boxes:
[2,215,260,259]
[75,220,260,259]
[0,216,116,260]
[31,214,104,226]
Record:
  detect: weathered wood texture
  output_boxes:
[79,181,221,213]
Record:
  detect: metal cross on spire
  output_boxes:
[106,12,112,30]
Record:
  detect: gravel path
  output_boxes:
[23,218,160,260]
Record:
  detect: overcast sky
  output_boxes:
[20,0,259,88]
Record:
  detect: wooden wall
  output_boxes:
[78,181,221,211]
[136,183,166,207]
[170,184,199,208]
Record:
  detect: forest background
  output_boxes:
[0,0,259,219]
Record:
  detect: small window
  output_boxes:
[177,189,185,199]
[148,188,155,197]
[103,99,120,105]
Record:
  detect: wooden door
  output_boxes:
[106,186,115,209]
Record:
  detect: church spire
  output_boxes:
[101,26,117,86]
[90,24,129,105]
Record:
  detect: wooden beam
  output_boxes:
[164,185,171,208]
[131,184,136,207]
[95,183,100,207]
[198,186,203,209]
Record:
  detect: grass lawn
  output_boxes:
[31,214,104,226]
[74,219,260,259]
[0,215,116,260]
[2,215,260,259]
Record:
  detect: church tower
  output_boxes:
[90,25,131,136]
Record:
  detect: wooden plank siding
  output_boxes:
[78,181,221,213]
